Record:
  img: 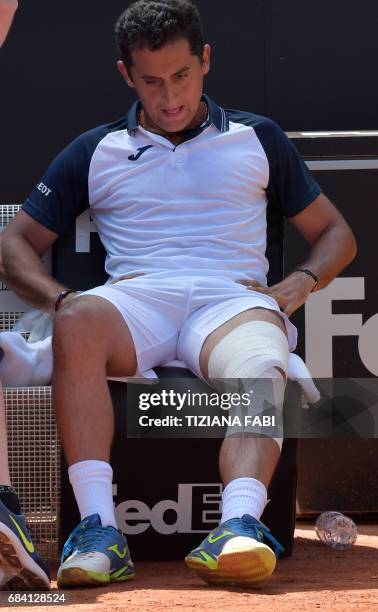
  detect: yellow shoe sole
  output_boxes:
[57,566,135,589]
[185,536,276,588]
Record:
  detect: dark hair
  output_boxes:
[114,0,204,71]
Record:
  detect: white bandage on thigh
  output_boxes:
[208,321,289,450]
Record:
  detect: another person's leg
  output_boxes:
[183,307,289,587]
[0,381,50,590]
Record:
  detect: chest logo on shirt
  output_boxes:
[128,145,154,161]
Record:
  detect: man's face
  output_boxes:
[118,38,211,133]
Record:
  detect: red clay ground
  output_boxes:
[4,523,378,612]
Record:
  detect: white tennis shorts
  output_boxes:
[82,273,297,379]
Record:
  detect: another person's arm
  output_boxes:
[0,0,18,47]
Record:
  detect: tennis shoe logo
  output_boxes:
[128,145,154,161]
[9,515,35,553]
[107,544,127,559]
[207,530,233,544]
[199,551,218,568]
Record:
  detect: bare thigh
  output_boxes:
[54,295,138,377]
[199,307,287,380]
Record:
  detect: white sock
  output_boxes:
[221,477,268,523]
[68,460,117,529]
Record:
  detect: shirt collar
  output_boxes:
[203,94,229,133]
[126,94,229,135]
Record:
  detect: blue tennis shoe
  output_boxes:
[185,514,284,588]
[57,514,135,588]
[0,499,50,590]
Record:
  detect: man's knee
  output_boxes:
[53,296,137,375]
[207,320,289,380]
[207,321,288,449]
[54,298,97,345]
[200,308,287,379]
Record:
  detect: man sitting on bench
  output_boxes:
[2,0,356,590]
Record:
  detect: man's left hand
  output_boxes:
[236,271,316,317]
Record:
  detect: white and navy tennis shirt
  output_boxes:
[23,95,321,285]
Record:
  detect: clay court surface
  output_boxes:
[4,523,378,611]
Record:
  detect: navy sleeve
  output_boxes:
[253,118,322,218]
[22,127,107,234]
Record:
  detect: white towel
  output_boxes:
[0,332,53,386]
[287,352,321,405]
[13,309,53,342]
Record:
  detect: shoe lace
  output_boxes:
[226,516,285,558]
[62,523,114,562]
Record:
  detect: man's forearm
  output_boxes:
[0,0,18,47]
[298,221,357,291]
[2,235,65,312]
[240,219,357,317]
